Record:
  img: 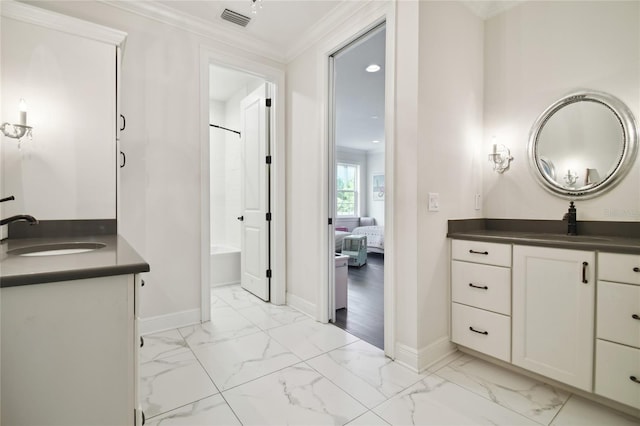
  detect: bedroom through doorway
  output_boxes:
[329,24,386,349]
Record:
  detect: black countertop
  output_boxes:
[0,234,150,287]
[447,219,640,255]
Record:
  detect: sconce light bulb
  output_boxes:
[18,99,27,125]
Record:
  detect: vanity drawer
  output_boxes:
[452,261,511,315]
[597,281,640,349]
[599,252,640,286]
[595,339,640,409]
[451,240,511,267]
[451,302,511,362]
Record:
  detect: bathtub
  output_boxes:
[210,245,241,287]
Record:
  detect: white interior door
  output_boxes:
[240,84,270,301]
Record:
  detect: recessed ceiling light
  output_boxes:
[366,64,381,73]
[372,140,380,144]
[371,115,379,119]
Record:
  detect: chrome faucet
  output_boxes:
[0,195,38,226]
[563,201,577,236]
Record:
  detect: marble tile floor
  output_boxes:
[141,284,639,425]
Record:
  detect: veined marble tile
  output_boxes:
[373,374,539,425]
[223,363,367,425]
[212,284,265,309]
[192,331,301,391]
[140,351,219,418]
[307,340,426,408]
[268,318,359,360]
[237,302,310,330]
[178,305,260,347]
[437,354,569,424]
[346,411,391,425]
[140,329,191,363]
[425,350,465,373]
[145,394,241,426]
[210,294,229,308]
[551,395,640,426]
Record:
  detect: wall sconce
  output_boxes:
[488,143,513,173]
[564,169,579,186]
[1,99,33,142]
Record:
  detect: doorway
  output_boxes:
[200,48,286,323]
[329,24,386,349]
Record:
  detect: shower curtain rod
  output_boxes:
[209,123,241,137]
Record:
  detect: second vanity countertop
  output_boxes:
[448,219,640,255]
[0,234,150,287]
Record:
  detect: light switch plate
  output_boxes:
[428,192,440,212]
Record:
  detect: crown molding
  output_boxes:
[99,0,286,63]
[284,0,378,62]
[1,0,127,46]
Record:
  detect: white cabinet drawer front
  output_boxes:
[599,252,640,285]
[452,261,511,315]
[595,339,640,409]
[451,240,511,267]
[597,281,640,348]
[451,303,511,362]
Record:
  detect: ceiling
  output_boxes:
[335,26,385,153]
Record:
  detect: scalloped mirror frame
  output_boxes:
[528,90,638,199]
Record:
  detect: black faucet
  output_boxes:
[564,201,577,236]
[0,215,39,226]
[0,196,39,226]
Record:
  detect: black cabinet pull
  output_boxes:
[630,376,640,384]
[469,326,488,335]
[120,151,126,168]
[582,261,588,284]
[469,250,489,255]
[120,114,126,131]
[142,410,145,425]
[237,216,244,221]
[634,267,640,273]
[141,279,145,287]
[140,336,144,348]
[632,314,640,320]
[469,283,488,290]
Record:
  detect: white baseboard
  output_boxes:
[212,280,240,288]
[139,308,201,335]
[286,292,316,318]
[395,336,457,373]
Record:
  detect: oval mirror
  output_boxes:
[528,91,638,199]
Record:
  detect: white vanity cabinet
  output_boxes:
[512,245,595,392]
[1,274,143,426]
[451,240,512,362]
[595,252,640,409]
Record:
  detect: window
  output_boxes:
[336,163,359,216]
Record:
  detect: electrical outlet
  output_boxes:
[428,192,440,212]
[475,193,481,210]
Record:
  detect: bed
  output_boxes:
[335,217,384,254]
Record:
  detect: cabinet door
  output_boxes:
[512,245,595,391]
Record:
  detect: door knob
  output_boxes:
[237,216,244,221]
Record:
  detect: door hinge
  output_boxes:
[328,218,333,225]
[266,212,272,221]
[266,269,272,278]
[266,155,272,164]
[266,98,272,107]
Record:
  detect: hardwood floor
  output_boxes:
[334,252,384,349]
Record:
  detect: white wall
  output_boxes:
[30,1,284,324]
[366,150,385,225]
[483,1,640,221]
[223,89,244,250]
[209,100,226,247]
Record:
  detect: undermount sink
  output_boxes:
[519,234,612,243]
[7,242,107,257]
